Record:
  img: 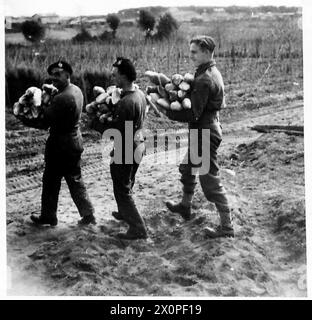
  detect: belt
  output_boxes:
[190,111,220,127]
[203,110,219,123]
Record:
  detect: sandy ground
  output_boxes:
[6,100,306,297]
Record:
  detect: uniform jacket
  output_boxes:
[24,83,85,160]
[167,60,224,129]
[91,87,146,163]
[110,88,146,144]
[167,60,225,159]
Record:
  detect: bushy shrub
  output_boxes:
[138,10,156,39]
[5,66,111,109]
[155,13,178,40]
[74,70,111,104]
[5,67,43,109]
[98,30,114,42]
[21,20,45,43]
[190,17,204,25]
[72,28,93,43]
[106,14,120,38]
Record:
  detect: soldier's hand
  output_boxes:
[146,95,163,117]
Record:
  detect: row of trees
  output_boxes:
[137,10,178,39]
[20,10,178,43]
[73,11,178,42]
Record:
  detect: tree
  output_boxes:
[98,30,114,42]
[106,14,120,38]
[21,20,45,43]
[155,13,178,40]
[72,27,93,43]
[138,10,156,39]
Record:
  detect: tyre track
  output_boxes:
[5,101,303,196]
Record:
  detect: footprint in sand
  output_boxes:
[73,259,97,273]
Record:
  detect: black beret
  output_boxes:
[113,57,134,71]
[47,60,73,75]
[112,57,136,81]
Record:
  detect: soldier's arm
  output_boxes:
[42,94,72,127]
[112,102,130,123]
[166,78,210,123]
[88,116,108,135]
[106,100,132,129]
[19,116,49,130]
[89,100,130,134]
[166,108,193,123]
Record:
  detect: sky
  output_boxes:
[3,0,305,17]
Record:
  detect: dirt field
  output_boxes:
[6,95,306,296]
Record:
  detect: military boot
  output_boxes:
[117,226,148,240]
[112,211,124,221]
[78,214,96,225]
[165,201,194,221]
[203,225,234,238]
[117,206,148,240]
[30,214,58,226]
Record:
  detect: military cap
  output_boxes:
[190,35,216,52]
[112,57,136,81]
[47,60,73,75]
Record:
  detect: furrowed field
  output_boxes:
[5,12,306,297]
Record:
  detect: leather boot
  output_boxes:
[165,201,194,221]
[30,214,58,226]
[203,225,234,238]
[117,226,148,240]
[78,214,96,225]
[112,211,124,221]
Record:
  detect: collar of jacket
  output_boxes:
[56,82,70,93]
[195,60,216,77]
[121,87,137,98]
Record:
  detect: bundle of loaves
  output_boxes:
[13,84,58,121]
[85,85,122,124]
[144,71,194,111]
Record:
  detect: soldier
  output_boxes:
[30,60,96,226]
[91,57,147,240]
[161,36,234,238]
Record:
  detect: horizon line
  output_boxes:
[5,4,302,18]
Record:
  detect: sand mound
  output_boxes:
[7,129,306,297]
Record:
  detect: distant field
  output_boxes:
[5,27,80,43]
[5,13,303,130]
[5,15,302,74]
[5,13,302,48]
[5,33,27,45]
[46,27,80,39]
